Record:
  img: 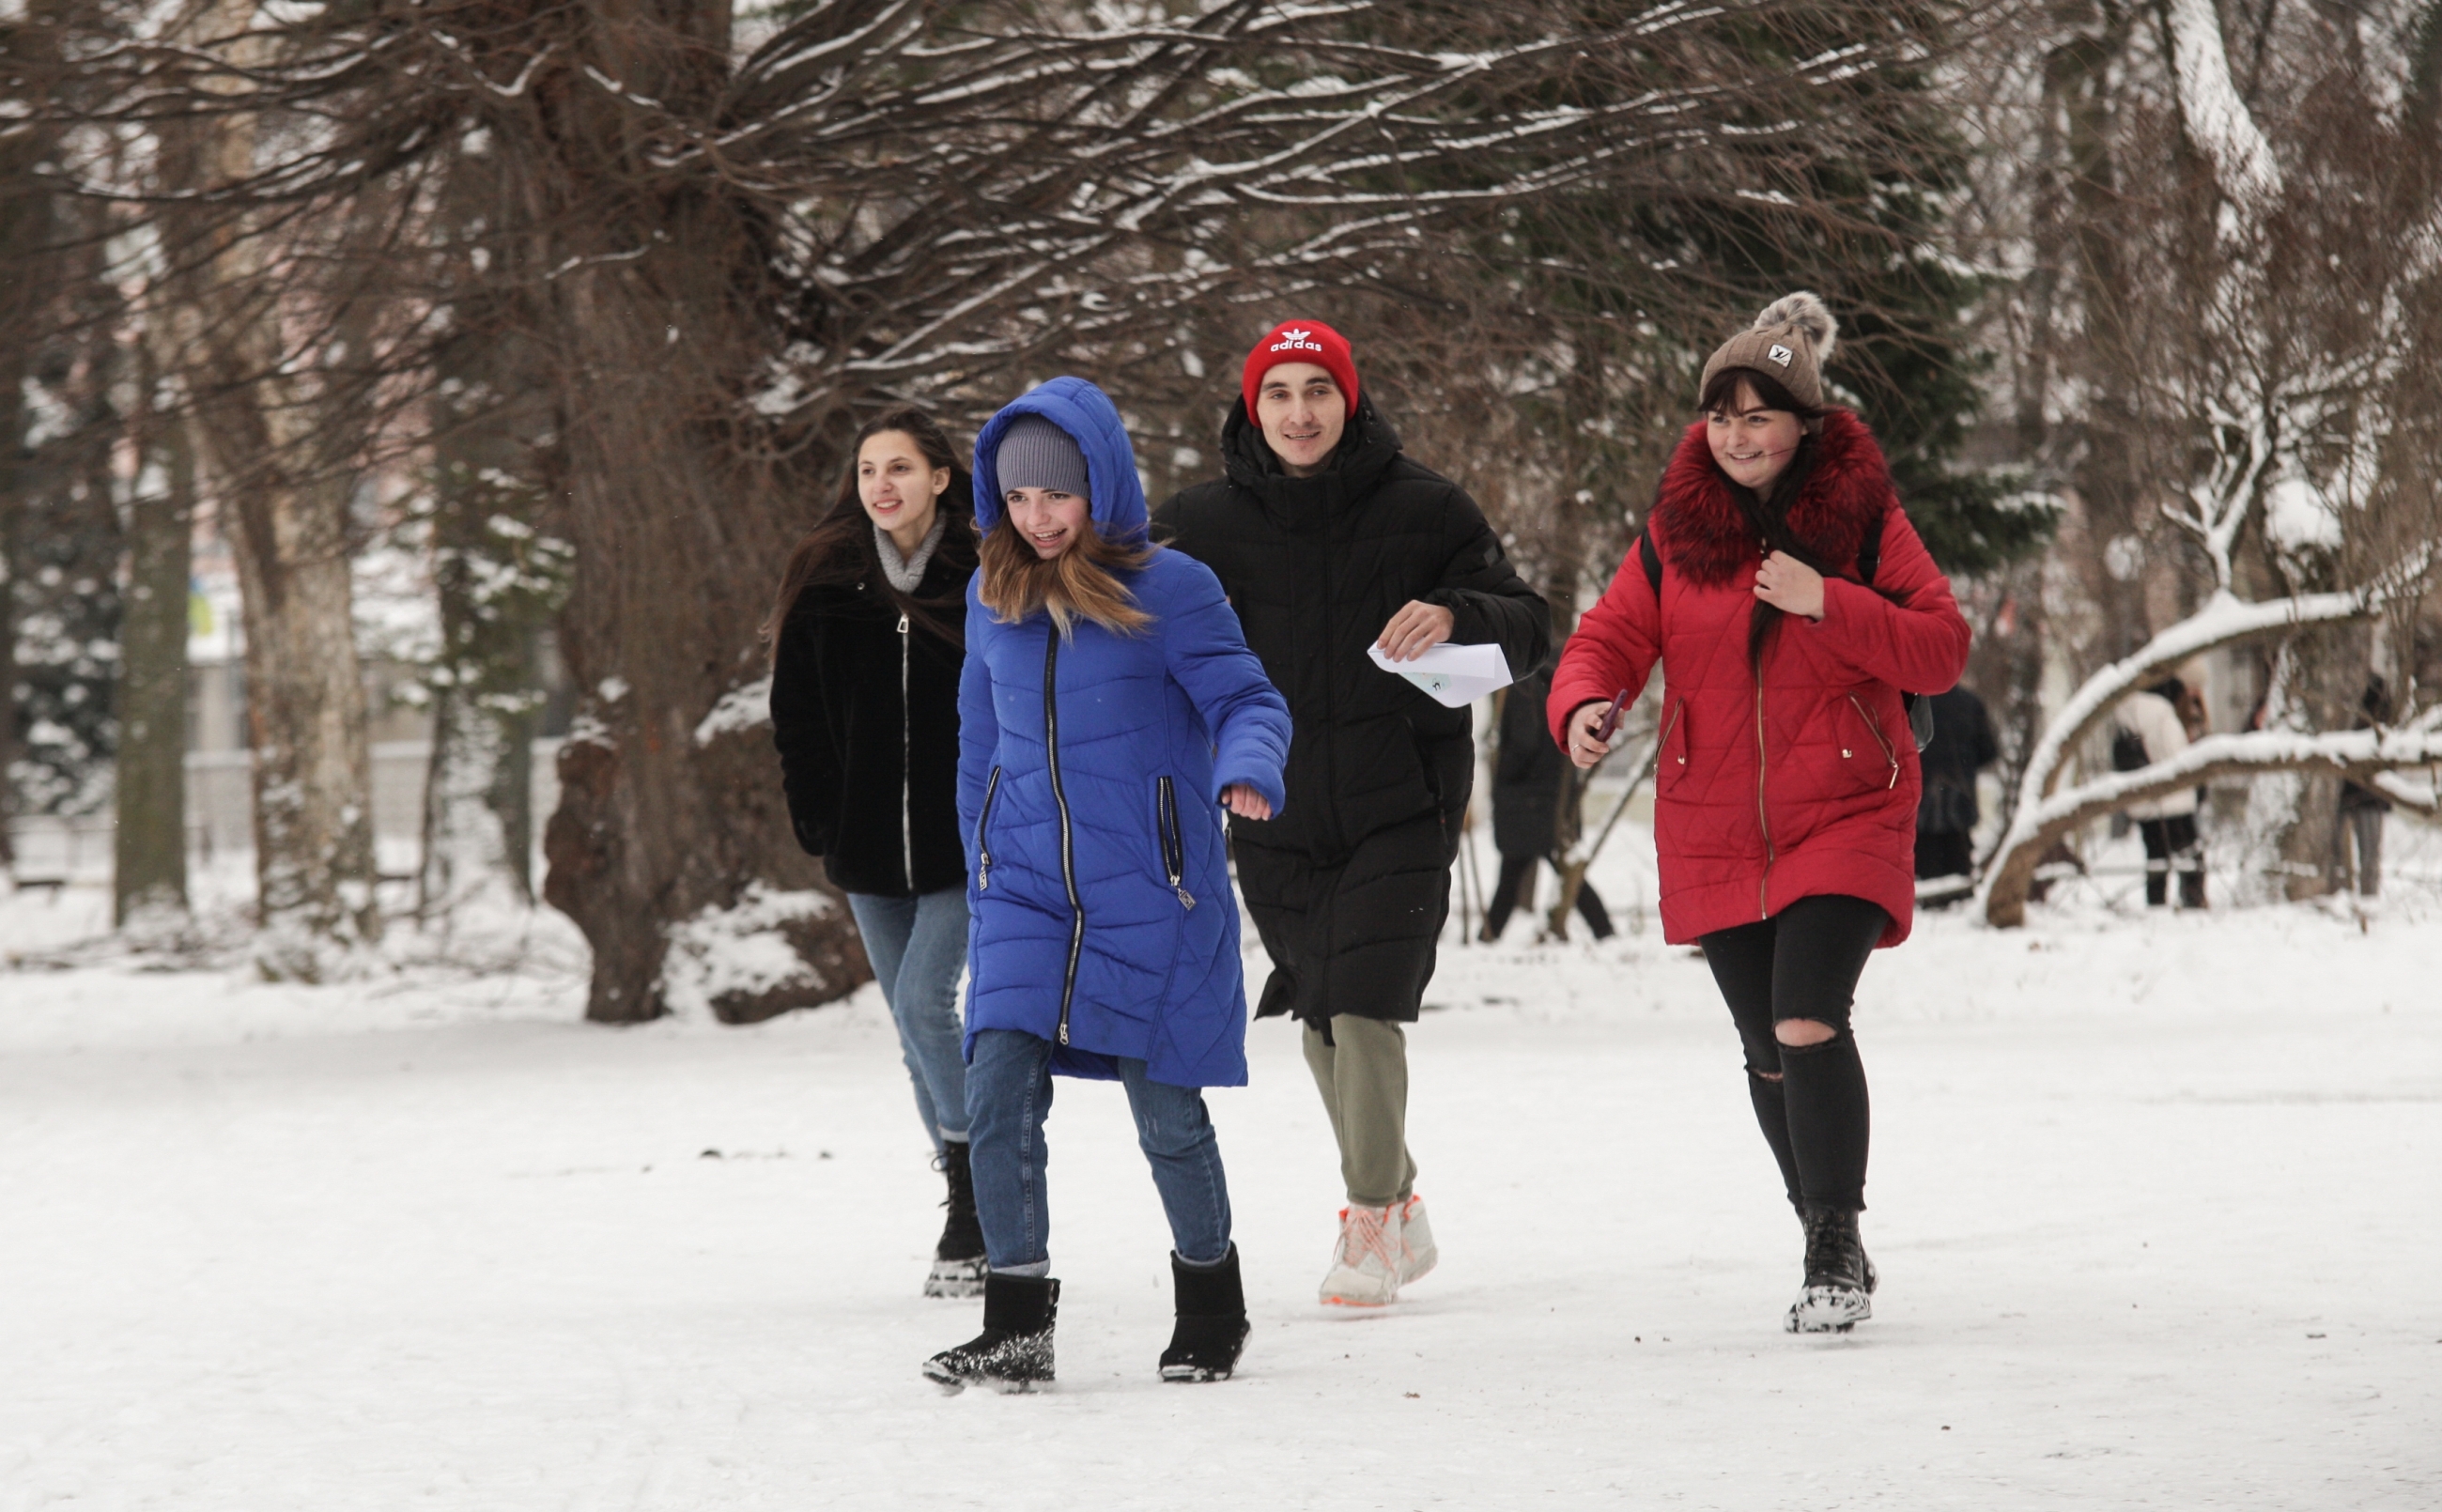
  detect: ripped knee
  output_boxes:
[1773,1018,1839,1048]
[1746,1065,1784,1085]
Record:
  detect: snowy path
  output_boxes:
[0,869,2437,1508]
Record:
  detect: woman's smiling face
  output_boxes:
[1706,379,1803,493]
[1004,487,1090,559]
[857,429,948,541]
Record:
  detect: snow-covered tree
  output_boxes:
[15,0,2016,1014]
[1978,0,2442,926]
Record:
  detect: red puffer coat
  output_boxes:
[1549,410,1971,948]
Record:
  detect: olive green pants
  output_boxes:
[1301,1016,1418,1209]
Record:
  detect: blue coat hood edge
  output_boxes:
[971,378,1149,544]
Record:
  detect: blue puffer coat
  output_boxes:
[959,378,1291,1088]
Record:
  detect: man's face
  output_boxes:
[1255,363,1347,475]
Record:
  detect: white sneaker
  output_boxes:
[1397,1195,1437,1286]
[1320,1203,1403,1306]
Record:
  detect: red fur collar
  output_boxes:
[1650,409,1894,588]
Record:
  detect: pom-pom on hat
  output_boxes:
[1241,318,1360,418]
[1700,292,1839,412]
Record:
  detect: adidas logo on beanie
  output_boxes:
[1241,318,1360,417]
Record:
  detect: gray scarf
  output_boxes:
[873,511,947,594]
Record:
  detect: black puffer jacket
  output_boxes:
[1155,395,1548,1022]
[769,548,971,898]
[1157,396,1548,862]
[1915,684,1997,837]
[1491,667,1568,858]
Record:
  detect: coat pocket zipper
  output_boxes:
[974,766,1002,889]
[1847,694,1899,790]
[1156,776,1196,910]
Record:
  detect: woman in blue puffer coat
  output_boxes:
[921,378,1291,1395]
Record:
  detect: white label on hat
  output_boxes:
[1768,343,1794,366]
[1270,328,1323,353]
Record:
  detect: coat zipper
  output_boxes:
[1157,776,1196,909]
[1657,699,1685,772]
[1847,694,1899,790]
[898,612,914,891]
[975,767,1002,890]
[1043,633,1085,1046]
[1754,660,1774,919]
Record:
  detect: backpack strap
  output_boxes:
[1856,508,1885,587]
[1638,527,1663,595]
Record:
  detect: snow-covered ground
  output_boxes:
[1,826,2437,1510]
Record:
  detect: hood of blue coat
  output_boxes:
[971,378,1148,544]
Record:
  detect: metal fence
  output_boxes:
[7,740,564,885]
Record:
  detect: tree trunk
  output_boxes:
[186,303,383,972]
[165,10,380,976]
[114,371,195,925]
[489,640,539,903]
[0,497,16,876]
[213,455,383,974]
[536,252,863,1022]
[2055,23,2156,662]
[0,44,49,877]
[2269,625,2372,900]
[516,1,866,1023]
[416,393,546,918]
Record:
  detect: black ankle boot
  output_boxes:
[923,1273,1058,1392]
[1786,1206,1873,1334]
[1160,1244,1249,1382]
[925,1141,986,1299]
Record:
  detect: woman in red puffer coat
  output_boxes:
[1551,293,1970,1335]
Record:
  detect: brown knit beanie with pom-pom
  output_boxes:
[1699,292,1839,412]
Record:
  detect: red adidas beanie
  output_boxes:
[1241,319,1359,417]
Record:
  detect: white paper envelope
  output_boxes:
[1366,640,1514,708]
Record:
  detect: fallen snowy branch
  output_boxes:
[2004,588,2385,825]
[1980,728,2442,926]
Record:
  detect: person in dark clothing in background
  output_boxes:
[2337,676,2393,897]
[1913,684,1999,884]
[1157,317,1550,1307]
[1483,651,1614,941]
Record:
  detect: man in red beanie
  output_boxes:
[1156,319,1549,1307]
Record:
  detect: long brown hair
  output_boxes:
[976,512,1154,637]
[763,409,977,656]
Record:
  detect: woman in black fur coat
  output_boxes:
[766,409,986,1298]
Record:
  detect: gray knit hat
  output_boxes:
[994,415,1091,498]
[1699,292,1839,411]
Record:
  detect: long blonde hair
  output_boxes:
[976,514,1154,637]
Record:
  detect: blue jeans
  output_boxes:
[847,888,972,1151]
[965,1028,1232,1271]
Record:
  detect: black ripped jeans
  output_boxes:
[1699,893,1888,1214]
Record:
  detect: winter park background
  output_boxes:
[7,1,2442,1507]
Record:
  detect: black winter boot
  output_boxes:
[923,1273,1058,1392]
[1786,1206,1874,1335]
[925,1141,987,1299]
[1160,1245,1250,1382]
